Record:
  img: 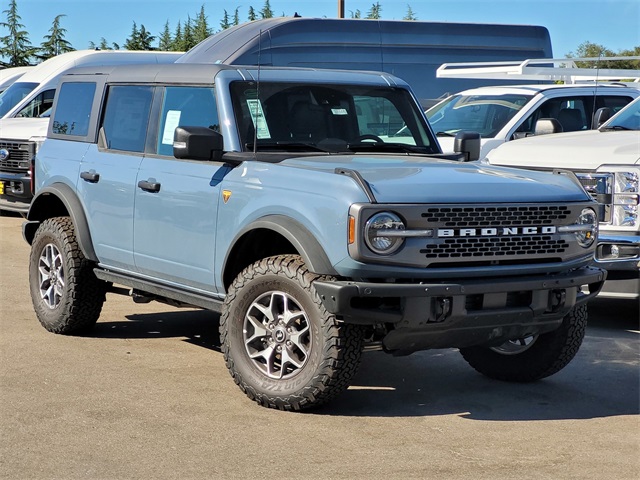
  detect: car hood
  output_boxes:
[486,130,640,169]
[0,117,49,140]
[279,154,590,203]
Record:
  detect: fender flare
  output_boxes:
[24,183,98,262]
[223,215,337,278]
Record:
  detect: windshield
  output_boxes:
[426,93,533,138]
[229,81,438,154]
[0,82,38,118]
[603,97,640,130]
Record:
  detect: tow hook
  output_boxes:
[548,289,566,313]
[431,297,452,322]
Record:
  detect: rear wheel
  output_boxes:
[29,216,107,334]
[220,255,363,411]
[460,304,587,382]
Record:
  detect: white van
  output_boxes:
[0,50,182,213]
[0,66,33,95]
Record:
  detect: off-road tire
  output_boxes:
[460,304,588,382]
[29,216,107,334]
[220,255,364,411]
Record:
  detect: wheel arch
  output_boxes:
[222,215,337,290]
[23,183,98,262]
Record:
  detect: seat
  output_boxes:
[289,100,327,142]
[557,108,584,132]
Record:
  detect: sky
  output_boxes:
[13,0,640,60]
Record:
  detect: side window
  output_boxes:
[518,96,589,134]
[51,82,96,136]
[157,86,219,156]
[596,96,634,116]
[16,89,55,118]
[101,85,153,153]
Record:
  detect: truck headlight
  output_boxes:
[576,208,597,248]
[365,212,405,255]
[613,171,638,228]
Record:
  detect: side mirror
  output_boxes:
[453,131,480,161]
[592,107,612,129]
[173,126,223,161]
[534,118,563,136]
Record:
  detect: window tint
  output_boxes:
[157,86,219,156]
[101,85,153,153]
[52,82,96,136]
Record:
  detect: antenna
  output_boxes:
[253,30,262,157]
[590,52,602,129]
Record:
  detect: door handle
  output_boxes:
[80,171,100,183]
[137,179,161,193]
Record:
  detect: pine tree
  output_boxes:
[248,6,257,21]
[260,0,274,19]
[233,8,240,26]
[183,16,196,50]
[403,5,417,21]
[366,2,382,19]
[159,21,173,51]
[194,5,211,42]
[123,22,140,50]
[350,10,361,19]
[39,14,74,60]
[0,0,36,66]
[220,10,231,31]
[137,25,156,50]
[173,21,184,51]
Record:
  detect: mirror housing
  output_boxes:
[453,131,480,161]
[592,107,612,129]
[534,118,563,136]
[173,126,223,161]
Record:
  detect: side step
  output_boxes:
[93,268,224,313]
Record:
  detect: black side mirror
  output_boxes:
[453,131,480,161]
[592,107,612,129]
[534,118,563,136]
[173,126,223,161]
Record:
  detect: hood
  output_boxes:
[0,117,49,141]
[279,154,590,203]
[486,130,640,169]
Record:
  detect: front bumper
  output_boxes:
[314,266,606,354]
[594,232,640,299]
[0,171,32,214]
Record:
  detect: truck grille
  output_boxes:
[0,141,35,172]
[576,173,612,223]
[422,205,571,226]
[422,235,568,259]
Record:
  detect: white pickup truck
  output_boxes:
[486,96,640,301]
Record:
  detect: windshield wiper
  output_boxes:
[435,131,457,137]
[346,142,429,154]
[600,125,634,131]
[245,141,330,152]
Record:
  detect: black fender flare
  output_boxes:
[223,215,337,279]
[23,183,98,262]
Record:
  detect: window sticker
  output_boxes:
[331,108,348,115]
[162,110,182,145]
[246,99,271,139]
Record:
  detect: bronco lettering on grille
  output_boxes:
[437,226,557,237]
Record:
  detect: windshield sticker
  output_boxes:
[331,108,348,115]
[162,110,181,145]
[246,99,271,139]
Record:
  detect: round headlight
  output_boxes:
[365,212,405,255]
[576,207,597,248]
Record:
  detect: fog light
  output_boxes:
[610,245,620,259]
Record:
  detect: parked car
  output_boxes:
[486,96,640,302]
[0,66,32,94]
[23,62,605,410]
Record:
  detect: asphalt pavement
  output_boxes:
[1,212,638,480]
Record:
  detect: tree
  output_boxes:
[0,0,36,66]
[194,5,211,42]
[366,2,382,19]
[567,41,619,68]
[403,5,417,21]
[248,6,257,21]
[173,21,184,51]
[123,22,140,50]
[233,8,240,26]
[260,0,274,19]
[39,14,74,60]
[220,10,231,31]
[158,21,172,51]
[182,16,196,50]
[124,22,155,50]
[350,10,362,19]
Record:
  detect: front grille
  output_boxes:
[421,235,568,259]
[421,205,571,227]
[0,141,35,172]
[577,173,612,223]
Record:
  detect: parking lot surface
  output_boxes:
[1,213,638,480]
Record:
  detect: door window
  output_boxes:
[101,85,153,153]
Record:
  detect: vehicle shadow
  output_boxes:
[87,302,639,421]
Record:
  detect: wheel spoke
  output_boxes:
[244,314,269,344]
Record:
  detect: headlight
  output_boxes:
[365,212,405,255]
[613,171,638,228]
[576,207,597,248]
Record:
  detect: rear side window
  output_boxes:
[157,86,219,156]
[101,85,153,153]
[52,82,96,136]
[16,89,55,118]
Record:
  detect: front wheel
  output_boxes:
[29,216,107,334]
[460,304,588,382]
[220,255,363,411]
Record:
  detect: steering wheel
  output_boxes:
[355,134,384,143]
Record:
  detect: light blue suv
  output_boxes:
[24,63,605,410]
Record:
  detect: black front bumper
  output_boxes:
[0,171,32,213]
[314,266,606,354]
